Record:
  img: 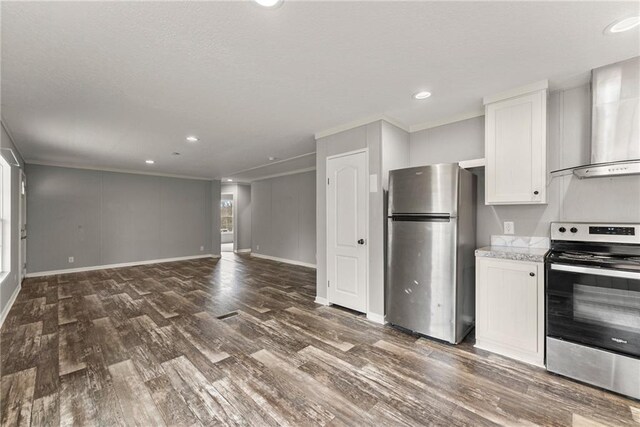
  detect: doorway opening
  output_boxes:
[221,193,234,252]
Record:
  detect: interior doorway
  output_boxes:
[221,193,234,252]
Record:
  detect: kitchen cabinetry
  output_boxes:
[475,256,545,367]
[484,81,547,205]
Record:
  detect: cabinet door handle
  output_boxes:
[533,190,539,195]
[529,272,535,277]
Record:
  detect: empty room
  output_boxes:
[1,1,640,426]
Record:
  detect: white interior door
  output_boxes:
[327,150,367,313]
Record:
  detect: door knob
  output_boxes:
[533,190,539,195]
[357,239,365,245]
[529,272,535,277]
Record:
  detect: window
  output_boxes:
[221,195,233,233]
[0,154,11,275]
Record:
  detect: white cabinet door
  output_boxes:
[485,89,547,205]
[476,257,544,367]
[327,150,368,313]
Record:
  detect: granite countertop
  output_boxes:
[475,245,549,263]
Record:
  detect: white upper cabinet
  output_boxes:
[484,81,548,205]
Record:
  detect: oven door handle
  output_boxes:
[550,263,640,280]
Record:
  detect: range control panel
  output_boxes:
[589,226,635,236]
[551,222,640,244]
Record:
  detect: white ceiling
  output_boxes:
[2,1,639,180]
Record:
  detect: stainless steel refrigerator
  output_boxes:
[386,163,476,344]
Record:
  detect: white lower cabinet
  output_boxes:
[475,257,545,367]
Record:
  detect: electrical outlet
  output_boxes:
[68,256,75,263]
[503,221,515,235]
[256,244,260,251]
[200,246,204,251]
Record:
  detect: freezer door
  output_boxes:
[386,217,457,342]
[388,164,459,216]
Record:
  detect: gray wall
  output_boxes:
[0,123,25,317]
[251,170,315,265]
[316,120,409,318]
[211,179,221,257]
[26,164,216,273]
[409,84,640,247]
[237,184,252,250]
[220,183,251,251]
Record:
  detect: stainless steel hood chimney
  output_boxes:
[573,56,640,178]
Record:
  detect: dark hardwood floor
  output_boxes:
[1,252,638,426]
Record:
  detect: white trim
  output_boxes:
[234,248,251,253]
[458,158,486,169]
[409,109,485,133]
[325,148,369,315]
[314,296,329,306]
[25,160,213,182]
[0,281,21,327]
[250,167,316,183]
[227,152,316,176]
[315,115,408,140]
[0,119,25,165]
[326,147,369,161]
[25,254,217,278]
[250,253,316,269]
[366,312,386,325]
[483,80,549,105]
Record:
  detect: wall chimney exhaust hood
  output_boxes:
[572,56,640,179]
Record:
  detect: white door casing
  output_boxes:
[326,150,368,313]
[18,170,26,282]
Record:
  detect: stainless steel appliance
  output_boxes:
[386,163,476,344]
[571,56,640,179]
[546,222,640,399]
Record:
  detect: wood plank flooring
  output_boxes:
[1,252,638,426]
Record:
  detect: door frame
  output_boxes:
[18,170,26,283]
[221,191,236,253]
[325,148,369,314]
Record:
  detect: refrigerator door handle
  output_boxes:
[390,214,451,222]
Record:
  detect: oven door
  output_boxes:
[546,263,640,358]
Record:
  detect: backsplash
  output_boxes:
[491,235,550,249]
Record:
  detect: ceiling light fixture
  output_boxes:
[145,160,155,164]
[254,0,283,8]
[413,91,432,100]
[268,156,278,161]
[227,179,233,182]
[186,136,199,142]
[605,16,640,34]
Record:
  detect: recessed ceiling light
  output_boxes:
[172,152,181,156]
[186,136,199,142]
[268,156,278,161]
[145,160,155,164]
[413,91,432,100]
[605,16,640,34]
[226,179,233,182]
[254,0,283,7]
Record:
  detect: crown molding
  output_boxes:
[409,109,485,133]
[24,160,214,181]
[314,115,409,140]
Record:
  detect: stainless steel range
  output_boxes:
[546,222,640,399]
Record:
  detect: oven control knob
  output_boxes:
[570,227,578,233]
[559,227,566,233]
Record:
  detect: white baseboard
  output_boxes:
[0,282,22,327]
[251,253,316,269]
[234,248,251,254]
[367,312,386,325]
[25,254,217,278]
[314,296,329,306]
